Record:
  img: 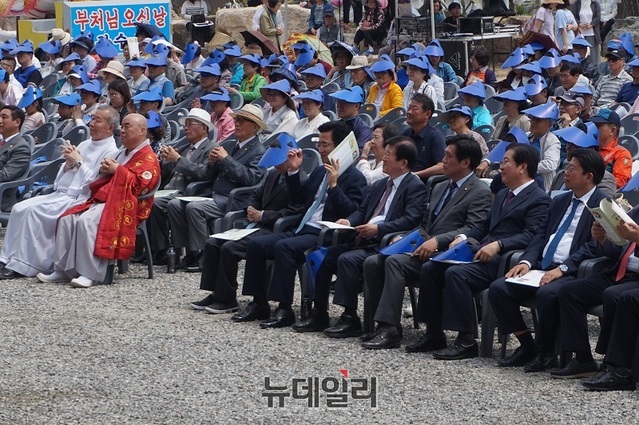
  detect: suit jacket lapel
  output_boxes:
[425,178,449,227]
[233,137,258,160]
[385,174,413,220]
[496,183,533,221]
[365,177,390,222]
[263,172,285,208]
[433,175,475,226]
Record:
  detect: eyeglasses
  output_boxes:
[234,116,249,124]
[564,165,585,174]
[607,56,622,62]
[184,120,205,128]
[316,142,334,149]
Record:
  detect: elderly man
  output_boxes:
[0,105,32,211]
[0,106,119,279]
[593,47,632,109]
[37,114,160,288]
[167,104,266,270]
[148,108,216,264]
[592,109,632,188]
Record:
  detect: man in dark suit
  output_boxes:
[190,134,306,313]
[232,121,367,328]
[489,149,607,372]
[403,93,445,182]
[147,108,216,264]
[292,136,428,337]
[550,206,639,378]
[414,144,551,360]
[0,105,31,211]
[361,135,492,350]
[167,104,266,269]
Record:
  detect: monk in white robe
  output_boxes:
[0,106,119,278]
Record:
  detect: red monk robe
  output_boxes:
[60,145,160,260]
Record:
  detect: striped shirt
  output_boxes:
[593,70,632,108]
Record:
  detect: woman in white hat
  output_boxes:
[98,60,126,99]
[533,0,563,42]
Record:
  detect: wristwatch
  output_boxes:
[559,264,568,274]
[73,161,83,170]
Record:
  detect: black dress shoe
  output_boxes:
[361,326,402,350]
[360,331,378,343]
[231,302,271,322]
[405,332,447,353]
[524,353,558,373]
[176,251,201,270]
[292,309,330,332]
[323,313,362,338]
[433,340,478,360]
[497,345,536,367]
[183,251,204,272]
[550,359,598,379]
[130,252,147,263]
[259,307,296,329]
[582,367,636,391]
[153,249,168,266]
[0,268,22,279]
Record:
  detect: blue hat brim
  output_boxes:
[53,93,82,106]
[301,65,327,79]
[146,56,168,66]
[523,103,559,120]
[294,52,314,67]
[40,41,60,55]
[292,90,324,103]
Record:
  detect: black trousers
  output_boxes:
[341,0,362,24]
[353,28,386,48]
[606,288,639,369]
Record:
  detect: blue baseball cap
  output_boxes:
[239,53,262,66]
[292,89,324,103]
[370,54,395,73]
[294,46,316,67]
[147,110,162,129]
[568,84,593,96]
[521,44,535,56]
[146,54,168,67]
[18,86,42,109]
[126,59,147,69]
[181,43,200,65]
[133,87,163,103]
[11,40,34,55]
[590,108,621,127]
[68,64,89,83]
[201,88,232,103]
[40,40,61,55]
[195,63,221,77]
[459,81,486,99]
[76,80,101,96]
[572,35,592,48]
[524,74,548,96]
[202,49,226,67]
[330,86,365,104]
[258,133,299,168]
[301,63,327,79]
[523,102,559,120]
[502,47,527,69]
[553,126,598,148]
[224,45,242,57]
[439,105,473,124]
[92,36,118,58]
[516,61,542,75]
[539,48,562,68]
[493,87,527,102]
[53,92,82,107]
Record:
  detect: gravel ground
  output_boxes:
[0,258,638,424]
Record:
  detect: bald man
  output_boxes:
[37,113,161,288]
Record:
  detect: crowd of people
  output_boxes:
[0,2,637,394]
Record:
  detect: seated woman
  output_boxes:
[402,55,445,111]
[19,86,45,133]
[346,56,375,99]
[39,39,63,78]
[524,74,550,106]
[462,46,496,88]
[52,53,83,96]
[126,59,150,96]
[366,55,403,117]
[356,122,399,186]
[291,89,330,139]
[458,81,492,129]
[144,110,165,156]
[325,44,355,90]
[260,79,298,137]
[353,0,387,55]
[496,47,528,92]
[107,79,131,124]
[425,40,459,84]
[491,87,531,140]
[228,53,268,103]
[440,105,488,157]
[202,88,235,142]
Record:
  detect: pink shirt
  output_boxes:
[211,107,235,142]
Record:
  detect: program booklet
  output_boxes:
[327,131,359,176]
[587,198,636,246]
[317,221,354,230]
[505,270,546,288]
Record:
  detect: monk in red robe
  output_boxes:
[37,114,160,287]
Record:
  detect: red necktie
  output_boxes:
[371,180,394,219]
[616,242,636,282]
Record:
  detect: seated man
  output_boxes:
[403,94,445,181]
[76,79,102,124]
[294,136,428,336]
[191,134,306,313]
[53,92,84,137]
[551,206,639,378]
[522,102,561,192]
[148,108,216,264]
[329,86,372,149]
[592,109,632,189]
[414,144,550,360]
[12,40,42,88]
[167,104,266,270]
[0,68,22,106]
[362,135,492,350]
[0,105,32,211]
[233,121,366,327]
[0,105,119,279]
[489,149,607,371]
[133,88,172,145]
[593,48,632,109]
[36,114,160,287]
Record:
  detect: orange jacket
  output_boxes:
[600,139,632,188]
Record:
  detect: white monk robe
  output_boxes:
[0,136,118,276]
[52,140,150,282]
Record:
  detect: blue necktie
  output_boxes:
[295,176,328,234]
[541,199,581,269]
[433,182,457,218]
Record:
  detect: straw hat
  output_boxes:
[98,60,126,80]
[230,104,267,131]
[50,28,71,46]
